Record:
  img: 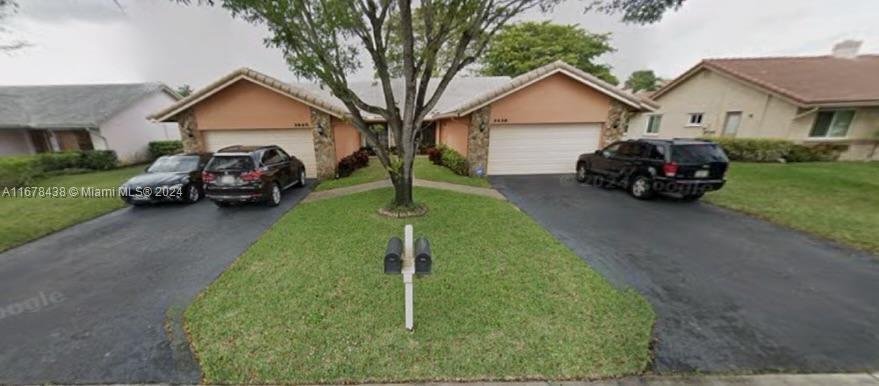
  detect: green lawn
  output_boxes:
[413,157,491,187]
[0,166,142,252]
[706,162,879,254]
[186,188,654,384]
[315,157,490,191]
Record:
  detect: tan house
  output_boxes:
[150,61,655,178]
[628,41,879,160]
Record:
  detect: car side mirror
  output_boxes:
[595,149,602,156]
[145,165,151,172]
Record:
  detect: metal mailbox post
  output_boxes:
[384,224,431,331]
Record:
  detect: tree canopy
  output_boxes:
[624,69,661,92]
[478,21,617,84]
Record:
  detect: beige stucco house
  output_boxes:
[150,61,655,178]
[628,41,879,160]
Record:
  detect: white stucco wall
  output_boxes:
[98,91,180,164]
[0,129,35,156]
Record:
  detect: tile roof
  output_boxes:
[0,83,177,129]
[655,55,879,106]
[152,61,654,123]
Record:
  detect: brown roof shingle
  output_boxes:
[655,55,879,106]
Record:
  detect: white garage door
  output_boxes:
[203,129,318,177]
[488,123,601,175]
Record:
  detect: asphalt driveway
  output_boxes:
[0,183,311,384]
[491,174,879,374]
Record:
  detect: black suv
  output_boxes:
[203,145,307,207]
[576,139,729,200]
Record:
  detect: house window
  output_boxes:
[687,113,704,126]
[645,115,662,134]
[810,110,855,138]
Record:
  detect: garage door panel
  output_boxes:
[203,129,318,178]
[488,124,600,175]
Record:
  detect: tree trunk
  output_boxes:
[390,144,416,208]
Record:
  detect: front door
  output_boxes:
[723,112,742,136]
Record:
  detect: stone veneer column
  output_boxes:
[602,100,635,146]
[310,109,337,179]
[466,106,491,176]
[177,109,202,153]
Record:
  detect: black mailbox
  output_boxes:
[384,237,403,274]
[414,237,432,274]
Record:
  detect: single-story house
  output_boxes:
[150,60,655,178]
[628,40,879,160]
[0,83,181,163]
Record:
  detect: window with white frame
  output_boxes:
[810,110,855,138]
[645,115,662,134]
[687,113,704,126]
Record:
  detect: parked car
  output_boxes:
[575,139,729,200]
[120,153,212,205]
[202,145,307,207]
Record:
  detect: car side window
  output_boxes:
[261,149,279,165]
[602,143,621,157]
[618,143,639,158]
[648,145,666,160]
[275,148,290,162]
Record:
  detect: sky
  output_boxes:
[0,0,877,89]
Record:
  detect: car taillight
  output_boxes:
[240,169,263,182]
[662,162,679,177]
[202,171,215,182]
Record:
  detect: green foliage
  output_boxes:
[0,151,119,187]
[709,137,844,163]
[624,69,660,92]
[480,21,618,84]
[176,84,193,97]
[439,145,469,176]
[148,140,184,159]
[587,0,685,24]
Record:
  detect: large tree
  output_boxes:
[180,0,683,209]
[479,21,617,83]
[0,0,27,51]
[624,69,660,92]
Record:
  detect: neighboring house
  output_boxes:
[628,41,879,161]
[150,60,655,178]
[0,83,182,163]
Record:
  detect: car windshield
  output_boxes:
[672,144,729,164]
[147,156,200,173]
[206,155,254,172]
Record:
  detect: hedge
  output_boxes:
[148,140,184,159]
[336,148,370,178]
[425,145,469,176]
[707,137,845,162]
[0,150,119,187]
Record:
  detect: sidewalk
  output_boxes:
[302,178,505,203]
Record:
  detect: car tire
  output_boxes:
[629,175,655,200]
[214,200,231,208]
[185,184,200,203]
[575,163,590,183]
[297,169,306,187]
[267,182,282,207]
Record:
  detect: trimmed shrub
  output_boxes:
[0,156,41,187]
[707,137,843,163]
[148,140,183,159]
[34,151,83,171]
[426,146,443,165]
[80,150,119,170]
[440,146,469,176]
[336,149,371,178]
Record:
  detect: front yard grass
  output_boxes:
[0,166,143,252]
[706,162,879,254]
[186,187,654,384]
[315,156,490,191]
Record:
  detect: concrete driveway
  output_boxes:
[491,175,879,374]
[0,183,311,384]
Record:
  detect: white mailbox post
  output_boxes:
[402,224,415,331]
[383,224,431,331]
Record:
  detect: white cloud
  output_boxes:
[0,0,876,87]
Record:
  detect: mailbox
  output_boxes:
[384,237,403,274]
[414,237,432,274]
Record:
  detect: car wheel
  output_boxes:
[682,192,704,202]
[629,175,655,200]
[267,183,282,207]
[214,200,230,208]
[575,163,590,183]
[185,184,200,203]
[297,169,306,187]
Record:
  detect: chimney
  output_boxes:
[832,40,862,59]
